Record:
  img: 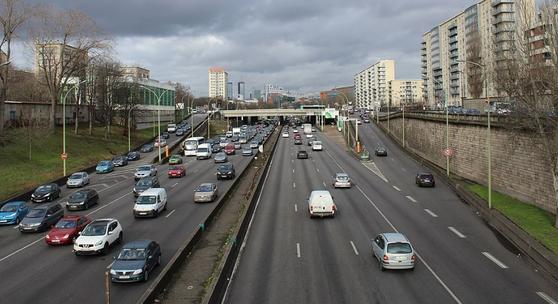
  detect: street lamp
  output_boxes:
[457,59,491,209]
[430,77,450,177]
[61,79,87,176]
[127,104,141,152]
[140,85,170,163]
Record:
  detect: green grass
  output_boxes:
[0,125,153,201]
[209,120,229,137]
[467,184,558,254]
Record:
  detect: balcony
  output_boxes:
[492,0,513,6]
[493,15,515,25]
[492,5,514,16]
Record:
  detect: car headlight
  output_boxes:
[79,201,85,205]
[45,234,50,239]
[30,223,40,227]
[228,171,233,174]
[132,269,143,275]
[62,234,69,239]
[110,269,117,275]
[95,241,104,246]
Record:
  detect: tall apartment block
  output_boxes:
[389,80,424,107]
[421,0,536,108]
[208,67,228,99]
[354,59,395,109]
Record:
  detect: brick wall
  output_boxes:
[378,113,555,213]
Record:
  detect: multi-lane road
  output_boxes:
[224,121,558,304]
[0,114,266,304]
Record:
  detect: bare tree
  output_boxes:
[466,30,485,99]
[0,0,30,138]
[30,5,110,130]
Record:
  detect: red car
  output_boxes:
[168,165,186,178]
[224,143,236,155]
[294,133,301,140]
[45,215,91,245]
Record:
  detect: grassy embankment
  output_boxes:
[0,125,153,201]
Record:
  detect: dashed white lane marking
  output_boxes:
[292,169,295,174]
[292,159,294,163]
[165,209,176,218]
[293,182,296,188]
[424,209,438,218]
[393,185,401,191]
[294,204,298,213]
[406,195,418,203]
[537,292,558,304]
[0,237,44,262]
[87,192,131,217]
[171,182,179,188]
[401,167,407,172]
[322,182,327,188]
[350,241,359,256]
[296,243,301,258]
[448,227,466,238]
[390,158,395,162]
[316,168,320,172]
[482,252,509,269]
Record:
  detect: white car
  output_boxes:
[306,134,314,139]
[73,219,123,256]
[134,188,167,218]
[226,131,233,137]
[282,132,289,138]
[134,165,157,180]
[293,129,299,133]
[154,139,167,147]
[308,190,336,218]
[312,141,323,151]
[167,123,177,133]
[356,120,362,125]
[66,172,90,188]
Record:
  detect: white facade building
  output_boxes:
[208,67,228,99]
[354,59,395,109]
[389,80,424,107]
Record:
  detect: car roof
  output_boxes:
[32,202,60,210]
[140,188,165,196]
[199,183,215,187]
[418,172,433,176]
[382,232,410,243]
[310,190,331,197]
[5,201,26,206]
[336,173,348,177]
[122,239,153,249]
[61,215,84,221]
[91,219,115,225]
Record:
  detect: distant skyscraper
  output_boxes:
[208,67,228,99]
[226,82,233,100]
[253,89,262,100]
[237,81,245,100]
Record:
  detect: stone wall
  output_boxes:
[378,113,555,213]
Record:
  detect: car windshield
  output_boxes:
[198,148,208,152]
[37,185,52,191]
[0,204,18,212]
[218,165,232,170]
[27,209,46,218]
[136,179,153,186]
[70,192,87,200]
[137,195,156,205]
[170,166,182,171]
[69,174,83,180]
[118,248,147,261]
[137,166,151,172]
[313,141,322,145]
[387,242,412,254]
[420,174,432,179]
[99,161,110,166]
[55,219,77,229]
[337,175,349,181]
[197,185,213,192]
[81,223,107,236]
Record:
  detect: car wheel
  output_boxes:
[379,261,385,272]
[432,182,436,187]
[117,232,123,244]
[143,269,149,282]
[101,243,109,255]
[163,203,167,211]
[15,217,20,224]
[156,254,161,266]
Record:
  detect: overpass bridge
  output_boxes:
[220,109,324,118]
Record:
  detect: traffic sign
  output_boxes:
[443,148,454,157]
[61,153,67,160]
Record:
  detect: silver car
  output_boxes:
[333,173,351,188]
[193,183,218,203]
[213,152,228,163]
[66,172,90,188]
[372,233,416,271]
[134,165,157,181]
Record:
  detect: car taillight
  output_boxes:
[332,205,337,211]
[411,254,416,262]
[310,206,314,211]
[383,255,389,261]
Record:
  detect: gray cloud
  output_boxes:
[23,0,475,95]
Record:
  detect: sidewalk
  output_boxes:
[321,124,346,148]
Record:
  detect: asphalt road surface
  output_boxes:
[223,123,558,304]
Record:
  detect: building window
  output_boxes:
[9,111,16,120]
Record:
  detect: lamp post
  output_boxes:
[334,89,352,139]
[61,79,87,176]
[140,85,170,163]
[458,59,491,209]
[430,77,450,177]
[127,104,141,152]
[190,96,195,137]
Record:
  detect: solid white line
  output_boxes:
[406,195,418,203]
[165,209,176,218]
[537,292,558,304]
[294,204,298,213]
[424,209,439,218]
[171,182,179,188]
[296,243,301,258]
[293,182,296,188]
[448,227,466,238]
[393,185,401,191]
[482,252,509,269]
[350,241,359,256]
[0,237,44,262]
[106,261,114,269]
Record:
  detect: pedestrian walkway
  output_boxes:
[321,125,346,148]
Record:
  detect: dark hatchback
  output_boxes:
[66,189,99,211]
[140,143,154,153]
[416,173,435,187]
[110,240,161,283]
[31,183,61,203]
[133,176,160,197]
[112,155,128,167]
[297,150,308,159]
[19,203,64,233]
[127,151,141,161]
[216,163,235,180]
[375,146,388,157]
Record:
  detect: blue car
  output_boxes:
[96,160,114,174]
[0,201,29,225]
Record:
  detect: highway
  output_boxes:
[0,114,266,304]
[224,122,558,304]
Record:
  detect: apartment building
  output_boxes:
[421,0,536,108]
[389,80,424,107]
[35,43,88,79]
[208,67,228,99]
[354,59,395,109]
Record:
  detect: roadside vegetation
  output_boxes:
[209,119,229,136]
[468,184,558,255]
[0,125,153,201]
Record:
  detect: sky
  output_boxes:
[17,0,475,96]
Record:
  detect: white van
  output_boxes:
[196,143,212,160]
[167,123,177,133]
[312,140,323,151]
[133,188,167,218]
[308,190,336,218]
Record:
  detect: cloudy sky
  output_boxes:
[18,0,474,96]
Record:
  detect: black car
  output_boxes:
[19,203,64,233]
[216,163,236,180]
[66,189,99,211]
[110,240,161,283]
[176,129,185,136]
[375,146,388,156]
[127,151,141,161]
[211,143,222,153]
[297,150,308,159]
[133,176,160,197]
[112,155,128,167]
[140,144,154,153]
[294,138,302,145]
[416,173,435,187]
[160,132,170,139]
[31,183,61,203]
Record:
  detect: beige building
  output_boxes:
[421,0,536,108]
[208,67,228,99]
[354,59,395,109]
[389,80,424,107]
[35,43,88,79]
[121,66,150,80]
